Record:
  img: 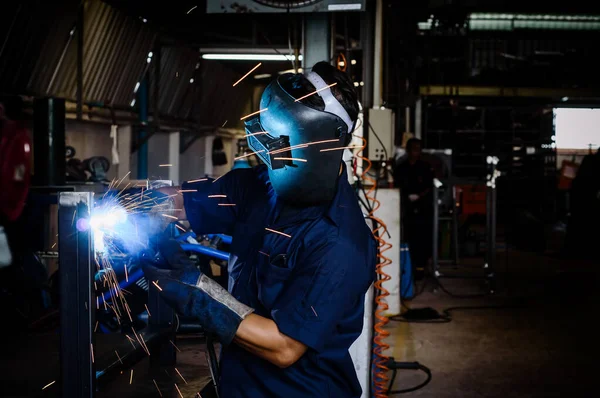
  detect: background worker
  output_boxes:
[393,138,434,279]
[143,62,377,398]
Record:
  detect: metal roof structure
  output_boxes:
[0,0,251,127]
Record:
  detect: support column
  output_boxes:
[302,13,331,71]
[373,0,383,108]
[415,98,422,139]
[168,132,180,185]
[76,2,84,120]
[137,77,149,179]
[117,125,132,180]
[33,98,66,186]
[59,192,95,398]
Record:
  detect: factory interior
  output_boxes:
[1,0,599,397]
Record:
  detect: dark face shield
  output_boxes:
[244,72,354,206]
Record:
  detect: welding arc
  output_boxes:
[357,136,393,398]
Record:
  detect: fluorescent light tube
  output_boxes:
[201,54,303,61]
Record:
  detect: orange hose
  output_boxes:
[356,136,392,397]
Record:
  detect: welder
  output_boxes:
[142,62,377,397]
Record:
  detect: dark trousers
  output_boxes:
[404,211,433,269]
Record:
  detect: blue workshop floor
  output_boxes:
[385,251,598,397]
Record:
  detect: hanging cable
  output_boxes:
[356,134,393,398]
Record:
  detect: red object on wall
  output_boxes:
[456,184,487,215]
[0,120,32,221]
[558,160,579,191]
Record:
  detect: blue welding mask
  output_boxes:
[244,72,355,206]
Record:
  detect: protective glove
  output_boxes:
[140,239,254,345]
[408,194,420,202]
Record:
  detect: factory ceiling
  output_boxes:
[0,0,252,127]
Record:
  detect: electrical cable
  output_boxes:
[356,135,393,398]
[389,302,526,324]
[387,361,432,395]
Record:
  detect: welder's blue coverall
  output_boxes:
[181,165,376,398]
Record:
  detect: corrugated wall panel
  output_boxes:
[2,0,250,123]
[0,0,79,95]
[1,0,156,107]
[147,47,251,126]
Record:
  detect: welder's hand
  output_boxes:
[408,194,420,202]
[141,239,254,345]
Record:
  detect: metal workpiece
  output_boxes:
[149,203,177,369]
[58,191,95,398]
[432,179,496,293]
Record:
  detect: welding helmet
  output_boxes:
[244,71,355,206]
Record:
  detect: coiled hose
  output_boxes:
[356,136,393,398]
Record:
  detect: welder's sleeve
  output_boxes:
[271,239,375,353]
[181,169,252,236]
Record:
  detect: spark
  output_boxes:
[125,334,136,349]
[218,203,236,206]
[133,330,150,356]
[174,383,184,398]
[208,194,227,198]
[161,213,178,220]
[233,62,262,87]
[153,379,162,397]
[188,178,208,183]
[152,280,163,291]
[169,340,181,352]
[269,144,309,155]
[265,227,292,238]
[124,263,128,282]
[129,369,133,384]
[306,138,340,146]
[187,5,197,14]
[91,343,95,363]
[320,145,361,152]
[159,164,172,167]
[240,108,268,121]
[42,381,56,390]
[175,368,188,384]
[145,304,151,317]
[212,174,224,183]
[221,120,228,127]
[235,150,265,160]
[245,131,269,137]
[273,157,307,162]
[295,82,337,102]
[96,297,99,309]
[258,251,270,257]
[311,306,318,317]
[115,350,123,364]
[116,171,131,190]
[51,242,56,249]
[94,321,99,332]
[177,189,197,193]
[71,208,77,226]
[175,224,187,232]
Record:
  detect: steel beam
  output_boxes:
[76,2,84,120]
[148,199,176,369]
[302,13,331,71]
[137,77,149,179]
[58,192,95,398]
[419,85,600,98]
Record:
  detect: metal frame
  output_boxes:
[432,179,497,291]
[59,191,95,397]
